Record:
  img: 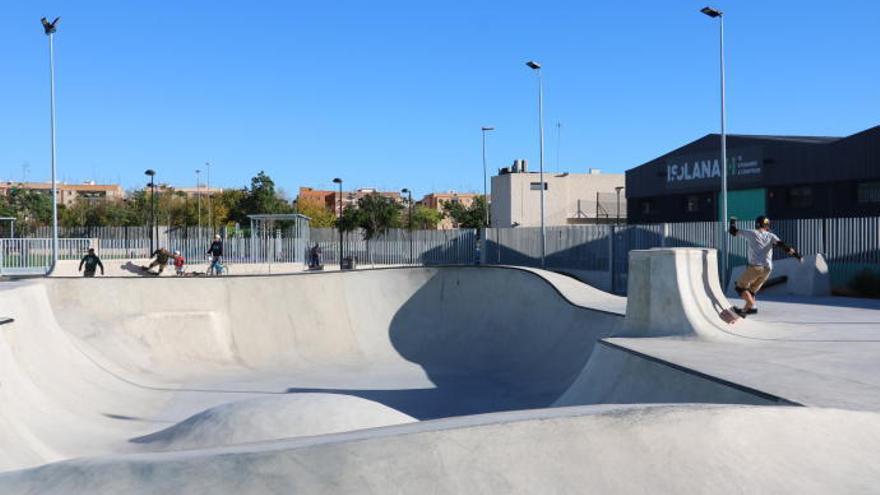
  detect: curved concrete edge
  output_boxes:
[617,248,750,340]
[2,404,879,494]
[556,340,801,407]
[37,263,627,317]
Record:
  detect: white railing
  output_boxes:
[0,238,91,276]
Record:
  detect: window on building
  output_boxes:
[857,182,880,204]
[685,195,701,213]
[529,182,548,191]
[788,186,813,208]
[640,200,653,215]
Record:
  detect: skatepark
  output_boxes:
[0,248,879,493]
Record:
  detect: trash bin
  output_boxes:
[341,256,356,270]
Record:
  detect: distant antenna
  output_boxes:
[556,122,562,173]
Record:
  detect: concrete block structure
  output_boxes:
[490,166,625,227]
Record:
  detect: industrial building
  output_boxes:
[490,160,625,227]
[626,125,880,223]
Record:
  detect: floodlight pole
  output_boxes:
[333,178,343,269]
[145,170,156,254]
[702,6,729,285]
[481,126,494,228]
[402,188,414,264]
[206,162,212,233]
[43,18,59,273]
[615,186,624,225]
[196,169,202,235]
[527,61,546,268]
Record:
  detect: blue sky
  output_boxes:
[1,1,877,199]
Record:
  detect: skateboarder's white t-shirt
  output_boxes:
[736,229,780,268]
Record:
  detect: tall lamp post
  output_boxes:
[615,186,625,225]
[401,188,414,264]
[195,168,202,235]
[332,178,343,269]
[480,126,494,228]
[526,60,546,268]
[145,169,156,254]
[41,16,60,273]
[701,5,729,284]
[206,162,212,233]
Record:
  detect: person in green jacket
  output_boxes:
[78,248,104,277]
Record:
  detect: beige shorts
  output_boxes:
[735,265,771,295]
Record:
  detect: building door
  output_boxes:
[724,188,767,222]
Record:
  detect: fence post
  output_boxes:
[609,224,616,294]
[661,222,669,247]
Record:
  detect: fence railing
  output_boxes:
[0,238,92,275]
[6,217,880,290]
[309,228,478,266]
[486,217,880,293]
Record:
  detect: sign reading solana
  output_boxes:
[665,148,763,190]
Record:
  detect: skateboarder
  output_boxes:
[146,247,172,275]
[728,215,802,318]
[78,248,104,277]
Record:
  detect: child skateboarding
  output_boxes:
[728,215,802,318]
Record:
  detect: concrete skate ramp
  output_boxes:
[2,405,879,495]
[0,266,623,472]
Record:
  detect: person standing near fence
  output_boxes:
[207,234,224,275]
[728,216,802,318]
[78,248,104,277]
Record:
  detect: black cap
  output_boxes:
[755,215,770,228]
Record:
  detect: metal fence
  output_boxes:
[7,217,880,290]
[309,228,478,266]
[486,217,880,293]
[0,238,91,275]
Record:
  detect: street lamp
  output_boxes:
[41,16,60,273]
[526,60,546,268]
[195,168,202,235]
[615,186,625,225]
[701,5,729,284]
[401,188,414,264]
[481,126,494,228]
[206,162,212,233]
[332,178,343,269]
[145,169,156,254]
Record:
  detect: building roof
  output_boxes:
[625,125,880,198]
[0,182,123,192]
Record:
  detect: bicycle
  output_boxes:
[207,256,227,276]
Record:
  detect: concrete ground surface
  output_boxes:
[0,248,878,493]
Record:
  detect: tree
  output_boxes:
[442,195,488,229]
[295,197,336,228]
[356,193,402,241]
[407,204,443,230]
[242,171,292,216]
[336,205,360,233]
[6,187,53,234]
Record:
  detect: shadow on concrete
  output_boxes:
[289,268,620,420]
